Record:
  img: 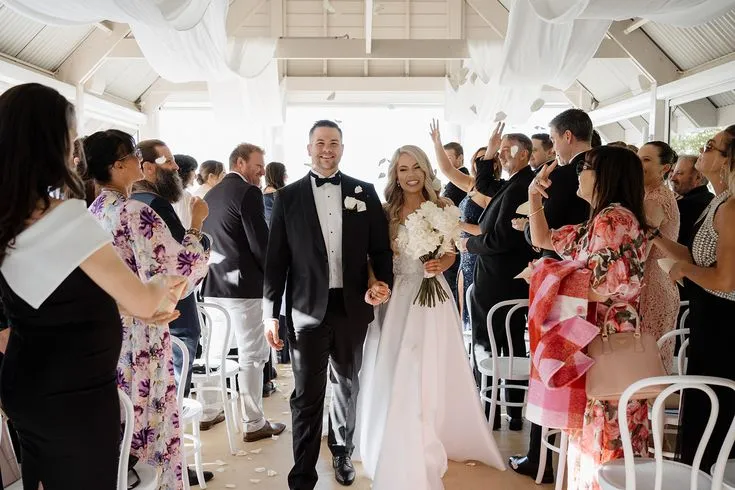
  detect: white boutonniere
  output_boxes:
[344,196,367,212]
[354,185,363,194]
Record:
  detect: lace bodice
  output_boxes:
[692,190,735,301]
[393,226,426,276]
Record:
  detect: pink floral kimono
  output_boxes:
[550,204,649,490]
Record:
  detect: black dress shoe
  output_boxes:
[188,467,215,486]
[263,381,276,397]
[508,455,553,484]
[332,455,356,486]
[509,418,524,431]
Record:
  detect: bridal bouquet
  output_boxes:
[397,201,462,307]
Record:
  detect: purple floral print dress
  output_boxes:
[90,189,210,489]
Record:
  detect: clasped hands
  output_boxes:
[365,280,391,306]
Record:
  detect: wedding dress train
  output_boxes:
[355,228,505,489]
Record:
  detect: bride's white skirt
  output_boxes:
[354,272,505,489]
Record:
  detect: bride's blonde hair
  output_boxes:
[383,145,451,251]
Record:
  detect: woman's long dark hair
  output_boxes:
[0,83,81,266]
[265,161,287,190]
[587,145,650,233]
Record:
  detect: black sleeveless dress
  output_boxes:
[0,200,123,490]
[678,191,735,470]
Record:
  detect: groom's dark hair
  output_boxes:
[309,120,343,140]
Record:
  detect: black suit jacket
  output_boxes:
[130,190,211,339]
[466,164,535,348]
[202,173,269,299]
[475,157,505,198]
[467,164,536,271]
[677,185,714,247]
[523,154,590,259]
[263,173,393,330]
[442,166,471,206]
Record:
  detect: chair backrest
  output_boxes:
[656,328,690,375]
[486,299,529,375]
[170,336,189,408]
[618,375,735,490]
[118,388,135,490]
[195,302,233,383]
[679,303,690,330]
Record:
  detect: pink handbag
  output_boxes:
[585,303,666,401]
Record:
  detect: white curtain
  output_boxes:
[1,0,283,126]
[448,0,734,125]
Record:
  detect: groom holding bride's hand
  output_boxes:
[263,120,393,490]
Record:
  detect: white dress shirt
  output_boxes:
[311,171,344,288]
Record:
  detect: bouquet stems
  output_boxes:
[413,252,450,307]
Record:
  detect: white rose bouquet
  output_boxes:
[397,201,462,307]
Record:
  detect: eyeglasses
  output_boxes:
[576,160,595,175]
[117,148,143,163]
[701,139,727,156]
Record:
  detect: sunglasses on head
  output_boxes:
[117,148,143,163]
[576,160,595,176]
[701,139,727,156]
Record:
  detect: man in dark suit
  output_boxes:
[529,133,556,174]
[441,142,470,306]
[201,143,286,443]
[463,129,536,432]
[670,155,714,305]
[670,155,715,249]
[508,109,593,483]
[263,120,393,489]
[130,139,215,486]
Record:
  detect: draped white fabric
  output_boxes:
[2,0,283,125]
[447,0,734,125]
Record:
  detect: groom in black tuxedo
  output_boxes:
[263,120,393,489]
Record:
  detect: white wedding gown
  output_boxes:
[354,228,505,489]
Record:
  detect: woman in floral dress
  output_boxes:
[528,146,650,490]
[84,130,210,489]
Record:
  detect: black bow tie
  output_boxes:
[312,172,341,187]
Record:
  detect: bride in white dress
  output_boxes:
[355,145,505,489]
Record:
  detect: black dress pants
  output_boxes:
[287,290,367,490]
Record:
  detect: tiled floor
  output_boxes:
[194,364,557,490]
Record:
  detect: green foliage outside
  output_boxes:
[670,128,720,156]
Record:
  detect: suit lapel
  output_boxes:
[299,175,328,259]
[340,174,355,273]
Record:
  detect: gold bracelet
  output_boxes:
[528,206,544,218]
[186,228,203,240]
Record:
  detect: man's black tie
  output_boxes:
[311,171,342,187]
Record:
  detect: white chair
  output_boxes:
[597,375,735,490]
[171,336,205,489]
[647,319,690,457]
[537,426,569,489]
[713,459,735,489]
[190,302,241,455]
[118,388,157,490]
[476,299,531,427]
